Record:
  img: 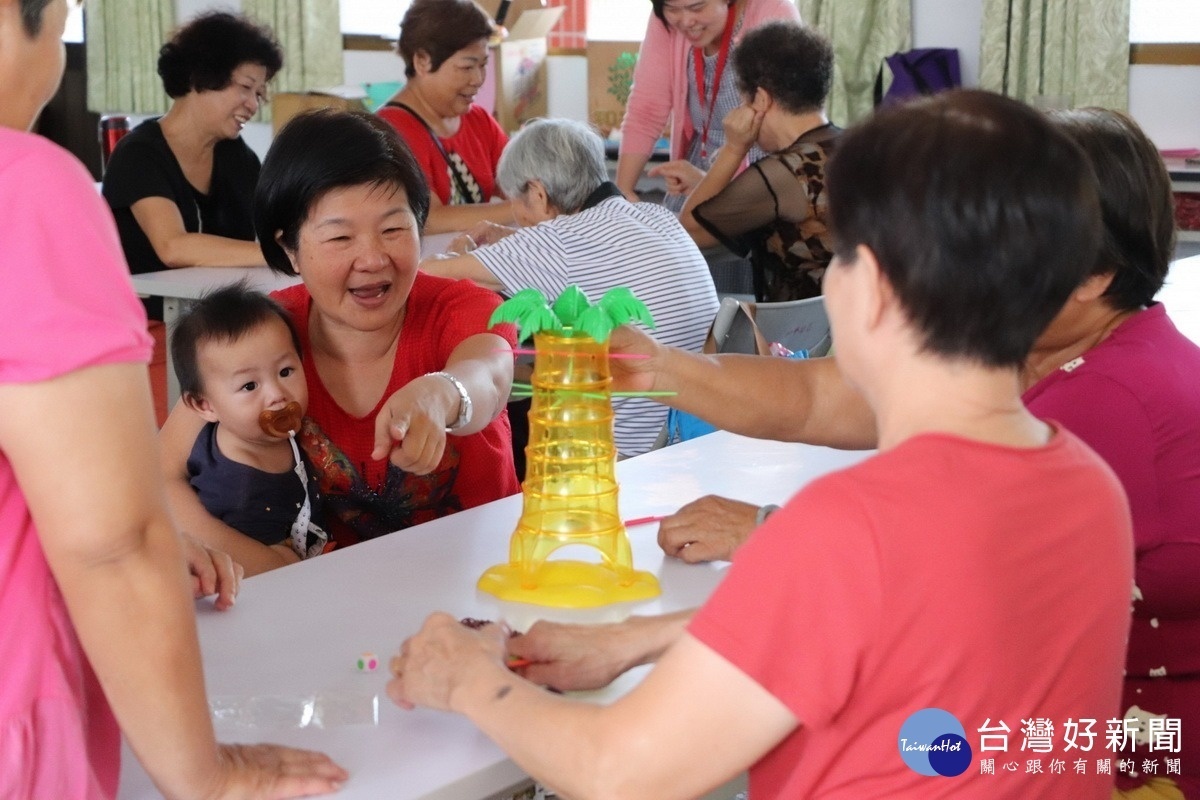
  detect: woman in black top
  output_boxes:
[680,21,840,302]
[102,12,281,317]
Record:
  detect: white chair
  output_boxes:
[652,296,832,450]
[708,295,832,357]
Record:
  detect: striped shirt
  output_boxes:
[473,195,720,456]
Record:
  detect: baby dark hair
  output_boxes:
[171,281,302,399]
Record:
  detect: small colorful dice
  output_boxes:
[356,652,378,672]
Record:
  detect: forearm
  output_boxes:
[680,146,744,247]
[424,201,514,235]
[458,618,718,800]
[454,667,631,800]
[442,333,514,436]
[618,610,694,667]
[164,479,297,575]
[53,520,222,799]
[418,253,503,292]
[656,348,878,448]
[160,233,266,268]
[616,152,652,198]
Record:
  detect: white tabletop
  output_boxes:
[1160,254,1200,345]
[129,266,302,302]
[117,432,871,800]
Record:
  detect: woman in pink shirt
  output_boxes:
[616,0,800,206]
[0,1,345,797]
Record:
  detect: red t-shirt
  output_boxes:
[378,104,507,206]
[690,428,1133,799]
[274,274,519,547]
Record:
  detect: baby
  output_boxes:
[171,282,327,559]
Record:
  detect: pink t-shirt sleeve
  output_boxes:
[0,135,151,383]
[689,473,883,727]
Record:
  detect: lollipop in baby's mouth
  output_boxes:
[259,401,303,438]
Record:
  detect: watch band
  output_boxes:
[755,503,781,526]
[426,371,473,431]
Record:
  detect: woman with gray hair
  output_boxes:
[422,118,719,458]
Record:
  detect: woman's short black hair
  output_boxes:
[157,12,283,99]
[733,22,832,114]
[255,109,432,275]
[171,281,302,401]
[19,0,52,36]
[1048,108,1176,310]
[649,0,736,25]
[397,0,494,79]
[826,89,1102,368]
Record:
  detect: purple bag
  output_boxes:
[874,48,962,107]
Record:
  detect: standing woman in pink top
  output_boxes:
[615,0,800,210]
[0,0,345,797]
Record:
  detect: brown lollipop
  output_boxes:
[259,401,303,439]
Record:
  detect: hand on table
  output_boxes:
[648,159,707,197]
[371,374,462,475]
[658,495,758,563]
[507,619,639,692]
[464,220,519,247]
[387,612,508,712]
[182,533,244,610]
[721,104,765,156]
[195,742,347,799]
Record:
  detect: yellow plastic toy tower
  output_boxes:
[478,286,661,608]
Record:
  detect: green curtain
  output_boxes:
[244,0,344,122]
[85,0,174,114]
[978,0,1129,110]
[796,0,911,126]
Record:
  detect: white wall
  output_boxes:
[912,0,1200,148]
[912,0,982,87]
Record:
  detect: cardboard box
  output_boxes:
[489,6,565,132]
[587,40,641,138]
[271,88,367,134]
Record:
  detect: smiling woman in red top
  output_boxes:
[377,0,514,234]
[159,110,519,574]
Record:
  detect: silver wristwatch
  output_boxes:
[426,371,473,431]
[755,503,781,526]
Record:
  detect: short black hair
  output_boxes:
[826,89,1102,368]
[733,22,832,114]
[255,109,432,275]
[650,0,734,25]
[1048,108,1176,310]
[157,12,283,99]
[397,0,494,79]
[171,281,301,400]
[19,0,51,37]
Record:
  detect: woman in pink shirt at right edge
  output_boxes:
[1028,108,1200,800]
[615,0,800,210]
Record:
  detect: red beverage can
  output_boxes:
[99,115,130,167]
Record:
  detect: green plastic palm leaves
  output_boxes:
[488,285,655,343]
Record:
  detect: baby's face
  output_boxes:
[194,316,308,445]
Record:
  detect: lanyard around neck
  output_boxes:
[691,3,738,161]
